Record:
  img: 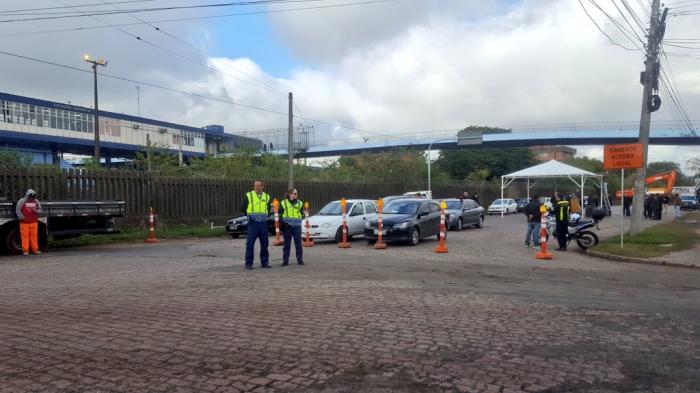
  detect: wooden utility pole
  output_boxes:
[631,0,667,235]
[288,92,294,188]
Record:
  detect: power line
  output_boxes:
[0,0,400,39]
[0,0,335,23]
[578,0,642,51]
[0,0,159,14]
[0,49,390,137]
[52,0,287,97]
[96,0,286,95]
[587,0,646,50]
[0,49,289,116]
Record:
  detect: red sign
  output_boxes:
[603,143,644,170]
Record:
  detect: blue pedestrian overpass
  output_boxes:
[289,122,700,158]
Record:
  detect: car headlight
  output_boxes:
[395,221,409,229]
[321,223,331,228]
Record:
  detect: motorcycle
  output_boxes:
[545,212,604,250]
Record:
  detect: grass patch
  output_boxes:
[593,212,699,258]
[49,225,226,248]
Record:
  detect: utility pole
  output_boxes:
[288,92,294,188]
[136,85,141,116]
[84,54,108,164]
[631,0,667,235]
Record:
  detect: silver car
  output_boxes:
[443,198,485,231]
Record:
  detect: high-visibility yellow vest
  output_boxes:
[281,199,303,220]
[557,200,570,221]
[246,191,270,216]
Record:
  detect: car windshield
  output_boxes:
[446,201,462,210]
[383,200,420,215]
[318,201,353,215]
[492,199,506,205]
[681,195,695,201]
[516,199,528,204]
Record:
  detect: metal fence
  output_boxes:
[0,168,504,219]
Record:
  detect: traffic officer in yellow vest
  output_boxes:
[554,195,571,251]
[241,180,272,270]
[280,187,305,266]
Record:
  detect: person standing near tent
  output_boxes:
[570,194,581,215]
[523,195,542,248]
[553,195,570,251]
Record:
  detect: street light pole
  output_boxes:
[84,54,108,164]
[427,138,453,193]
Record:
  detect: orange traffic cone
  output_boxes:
[145,207,159,243]
[374,198,387,250]
[273,199,283,246]
[434,201,448,253]
[535,214,552,260]
[338,198,351,248]
[303,202,314,247]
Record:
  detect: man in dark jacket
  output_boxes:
[523,195,542,248]
[553,195,570,251]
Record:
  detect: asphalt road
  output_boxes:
[1,212,698,393]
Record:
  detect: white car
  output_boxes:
[302,199,378,242]
[487,198,518,215]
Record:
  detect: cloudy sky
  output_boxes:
[0,0,698,170]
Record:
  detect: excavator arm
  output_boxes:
[615,170,678,198]
[644,170,678,195]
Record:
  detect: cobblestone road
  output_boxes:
[1,214,698,393]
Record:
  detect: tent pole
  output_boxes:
[600,176,604,210]
[527,178,530,200]
[501,176,504,219]
[581,174,585,218]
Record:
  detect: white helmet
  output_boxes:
[544,201,553,210]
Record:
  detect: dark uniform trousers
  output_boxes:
[555,221,569,249]
[282,224,303,264]
[245,220,269,267]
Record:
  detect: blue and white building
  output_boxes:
[0,92,261,165]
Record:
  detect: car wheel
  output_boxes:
[454,218,462,231]
[475,216,484,228]
[231,233,240,239]
[408,227,420,246]
[4,226,21,254]
[334,227,343,243]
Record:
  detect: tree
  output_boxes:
[0,150,32,168]
[434,126,535,181]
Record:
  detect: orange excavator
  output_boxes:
[616,170,678,199]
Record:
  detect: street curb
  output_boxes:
[586,249,697,269]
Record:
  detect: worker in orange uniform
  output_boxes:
[16,189,42,255]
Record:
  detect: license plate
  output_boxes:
[373,229,387,235]
[230,225,238,230]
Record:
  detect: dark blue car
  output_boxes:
[364,198,443,246]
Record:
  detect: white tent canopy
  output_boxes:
[500,160,604,217]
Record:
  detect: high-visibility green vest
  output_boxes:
[281,199,303,219]
[557,200,570,221]
[246,191,270,216]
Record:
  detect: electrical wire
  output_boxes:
[0,0,400,39]
[578,0,641,51]
[0,0,159,14]
[0,49,289,117]
[96,0,287,95]
[0,0,380,23]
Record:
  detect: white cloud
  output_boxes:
[0,0,698,168]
